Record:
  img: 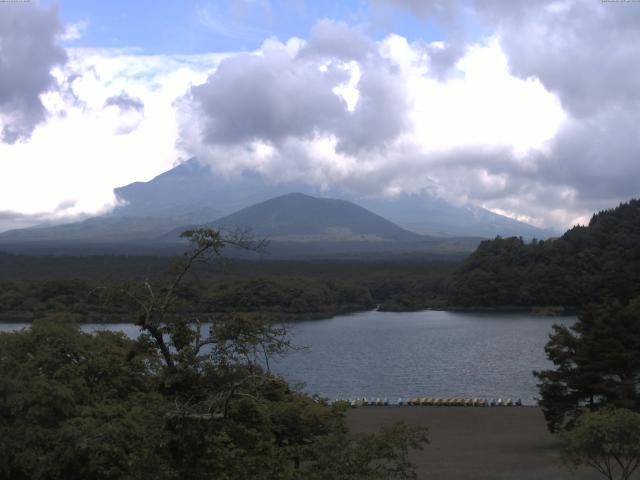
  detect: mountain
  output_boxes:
[112,159,305,223]
[113,159,553,239]
[161,193,482,257]
[0,159,552,252]
[166,193,424,243]
[356,195,555,238]
[0,216,179,244]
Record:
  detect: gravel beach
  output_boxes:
[346,406,604,480]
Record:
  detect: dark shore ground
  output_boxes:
[346,406,603,480]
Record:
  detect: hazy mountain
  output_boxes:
[0,216,180,243]
[162,193,482,257]
[356,195,555,238]
[112,159,306,223]
[0,159,553,252]
[166,193,424,243]
[114,159,554,238]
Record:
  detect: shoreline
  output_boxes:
[0,305,578,324]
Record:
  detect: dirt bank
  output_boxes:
[346,406,602,480]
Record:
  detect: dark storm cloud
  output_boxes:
[186,19,411,154]
[0,4,67,143]
[104,92,145,112]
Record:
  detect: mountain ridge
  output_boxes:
[113,158,554,239]
[0,159,554,253]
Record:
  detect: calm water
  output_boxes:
[0,310,575,405]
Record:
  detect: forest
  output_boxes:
[1,200,639,326]
[449,199,640,309]
[0,254,458,322]
[2,200,640,321]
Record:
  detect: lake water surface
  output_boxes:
[0,310,575,405]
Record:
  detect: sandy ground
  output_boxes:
[346,406,604,480]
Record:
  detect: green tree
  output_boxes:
[0,229,429,480]
[562,408,640,480]
[0,314,169,480]
[535,298,640,432]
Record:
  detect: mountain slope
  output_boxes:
[0,216,180,243]
[0,159,553,248]
[356,194,555,238]
[115,159,553,238]
[113,159,304,223]
[166,193,425,243]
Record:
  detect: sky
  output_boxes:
[1,0,639,232]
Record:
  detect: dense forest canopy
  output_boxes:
[449,199,640,308]
[0,256,457,321]
[0,230,429,479]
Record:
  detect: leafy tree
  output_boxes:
[535,298,640,432]
[562,408,640,480]
[0,229,429,479]
[0,314,168,480]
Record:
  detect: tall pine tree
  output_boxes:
[535,297,640,432]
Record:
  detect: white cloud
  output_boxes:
[4,6,634,233]
[61,19,88,41]
[178,26,571,227]
[0,49,226,229]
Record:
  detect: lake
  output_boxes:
[0,310,575,405]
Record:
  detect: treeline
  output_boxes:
[449,199,640,308]
[0,258,457,321]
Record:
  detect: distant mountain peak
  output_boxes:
[0,160,555,251]
[164,192,425,243]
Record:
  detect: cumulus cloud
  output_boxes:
[0,47,225,231]
[104,91,145,135]
[178,21,569,226]
[0,3,67,143]
[379,0,640,114]
[177,1,636,229]
[104,91,144,112]
[472,0,640,224]
[183,20,412,156]
[61,19,89,41]
[3,3,638,232]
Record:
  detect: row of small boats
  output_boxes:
[334,397,523,407]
